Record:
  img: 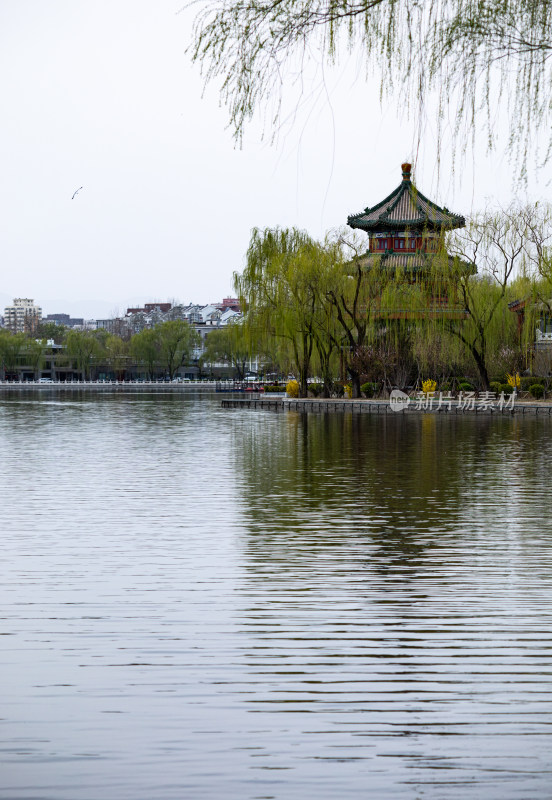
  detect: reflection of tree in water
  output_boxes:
[235,411,548,584]
[231,412,552,792]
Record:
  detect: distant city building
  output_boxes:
[44,313,85,328]
[216,298,241,312]
[118,300,241,334]
[95,300,242,347]
[95,318,131,337]
[126,302,172,315]
[4,298,42,334]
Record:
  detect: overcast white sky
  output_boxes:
[1,1,549,319]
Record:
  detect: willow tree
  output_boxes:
[189,0,552,176]
[235,227,334,396]
[202,322,251,380]
[156,320,201,379]
[518,203,552,331]
[65,330,105,381]
[105,335,129,380]
[35,321,67,343]
[26,339,48,380]
[324,230,411,398]
[307,238,344,396]
[444,205,544,388]
[130,328,160,379]
[0,331,26,380]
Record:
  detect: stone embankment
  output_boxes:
[221,396,552,416]
[0,381,220,392]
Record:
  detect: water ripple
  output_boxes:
[0,394,551,798]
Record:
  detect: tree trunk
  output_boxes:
[236,360,246,380]
[297,335,311,397]
[470,345,490,390]
[349,369,362,398]
[318,348,334,399]
[299,366,308,398]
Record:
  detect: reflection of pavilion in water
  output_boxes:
[230,411,552,794]
[235,412,491,583]
[235,412,543,589]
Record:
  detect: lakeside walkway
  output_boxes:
[2,384,550,415]
[221,396,552,416]
[0,380,222,392]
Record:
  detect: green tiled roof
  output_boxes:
[359,251,476,276]
[348,165,465,233]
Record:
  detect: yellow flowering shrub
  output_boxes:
[344,382,352,398]
[286,379,299,398]
[421,378,437,394]
[506,372,521,389]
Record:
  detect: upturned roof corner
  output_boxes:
[347,164,465,233]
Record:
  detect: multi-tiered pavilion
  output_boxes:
[347,163,474,318]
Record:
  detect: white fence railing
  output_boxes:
[0,379,231,386]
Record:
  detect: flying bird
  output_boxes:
[72,186,83,200]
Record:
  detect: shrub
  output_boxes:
[286,379,299,398]
[489,381,502,395]
[333,382,345,397]
[520,376,545,390]
[344,382,352,398]
[450,377,475,392]
[439,381,452,392]
[506,372,521,389]
[529,383,545,399]
[421,378,437,394]
[308,383,323,397]
[263,385,286,393]
[499,383,514,395]
[361,381,376,398]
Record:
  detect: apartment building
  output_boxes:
[4,298,42,334]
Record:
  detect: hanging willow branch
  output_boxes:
[188,0,552,177]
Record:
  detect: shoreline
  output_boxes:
[0,381,220,392]
[0,385,550,415]
[222,396,552,416]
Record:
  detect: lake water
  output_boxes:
[1,391,551,799]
